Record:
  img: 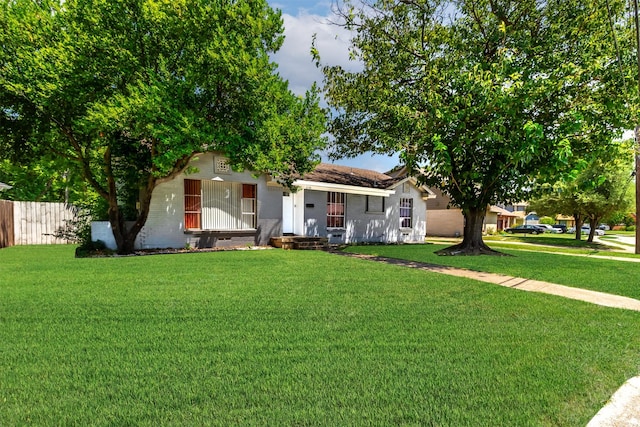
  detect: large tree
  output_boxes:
[0,0,326,254]
[318,0,634,255]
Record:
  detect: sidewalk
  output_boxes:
[336,251,640,311]
[429,236,640,263]
[332,250,640,426]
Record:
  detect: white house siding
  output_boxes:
[93,153,284,250]
[390,184,427,243]
[302,184,427,244]
[136,176,186,249]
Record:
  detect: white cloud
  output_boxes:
[271,10,399,172]
[272,12,358,97]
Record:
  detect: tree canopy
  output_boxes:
[0,0,326,254]
[529,140,635,242]
[319,0,635,254]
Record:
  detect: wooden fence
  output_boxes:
[0,201,77,248]
[0,200,14,248]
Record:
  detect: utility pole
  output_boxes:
[634,0,640,254]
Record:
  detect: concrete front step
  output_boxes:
[270,236,329,251]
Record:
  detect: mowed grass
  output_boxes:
[347,243,640,300]
[1,246,639,426]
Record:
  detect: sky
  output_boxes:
[268,0,400,173]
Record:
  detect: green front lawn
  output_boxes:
[346,243,640,300]
[1,245,639,426]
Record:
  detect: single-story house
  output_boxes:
[92,153,435,249]
[425,187,465,237]
[554,215,576,228]
[425,188,519,237]
[485,206,519,233]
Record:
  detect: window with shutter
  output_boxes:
[184,179,202,229]
[184,180,257,230]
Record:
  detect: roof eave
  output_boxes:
[293,180,395,197]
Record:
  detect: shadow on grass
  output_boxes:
[488,234,610,251]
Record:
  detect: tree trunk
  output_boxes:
[108,180,155,255]
[98,147,192,255]
[107,200,135,255]
[435,206,506,256]
[585,215,602,243]
[573,213,583,241]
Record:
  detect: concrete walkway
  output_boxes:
[336,251,640,311]
[332,251,640,425]
[602,235,637,253]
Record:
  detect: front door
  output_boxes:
[282,192,294,234]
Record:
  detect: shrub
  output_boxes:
[74,239,112,258]
[539,216,555,225]
[52,206,92,245]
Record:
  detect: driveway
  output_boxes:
[598,234,637,253]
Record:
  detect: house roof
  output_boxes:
[300,163,402,189]
[294,163,435,199]
[293,163,436,198]
[293,164,399,197]
[489,206,519,216]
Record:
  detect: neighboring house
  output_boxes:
[500,201,529,225]
[485,206,519,233]
[554,215,576,228]
[92,153,435,249]
[425,187,464,237]
[426,189,518,237]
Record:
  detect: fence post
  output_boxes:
[0,200,15,248]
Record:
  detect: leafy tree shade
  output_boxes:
[0,0,326,254]
[529,140,635,242]
[0,158,74,203]
[319,0,634,255]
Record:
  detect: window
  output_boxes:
[241,184,257,229]
[366,195,385,213]
[400,198,413,228]
[184,179,202,230]
[327,192,345,228]
[184,179,257,230]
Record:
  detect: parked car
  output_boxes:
[582,226,605,236]
[537,224,563,233]
[567,226,605,236]
[598,224,611,231]
[505,225,546,235]
[552,224,567,233]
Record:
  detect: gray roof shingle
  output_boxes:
[300,163,404,189]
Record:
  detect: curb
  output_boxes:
[587,377,640,426]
